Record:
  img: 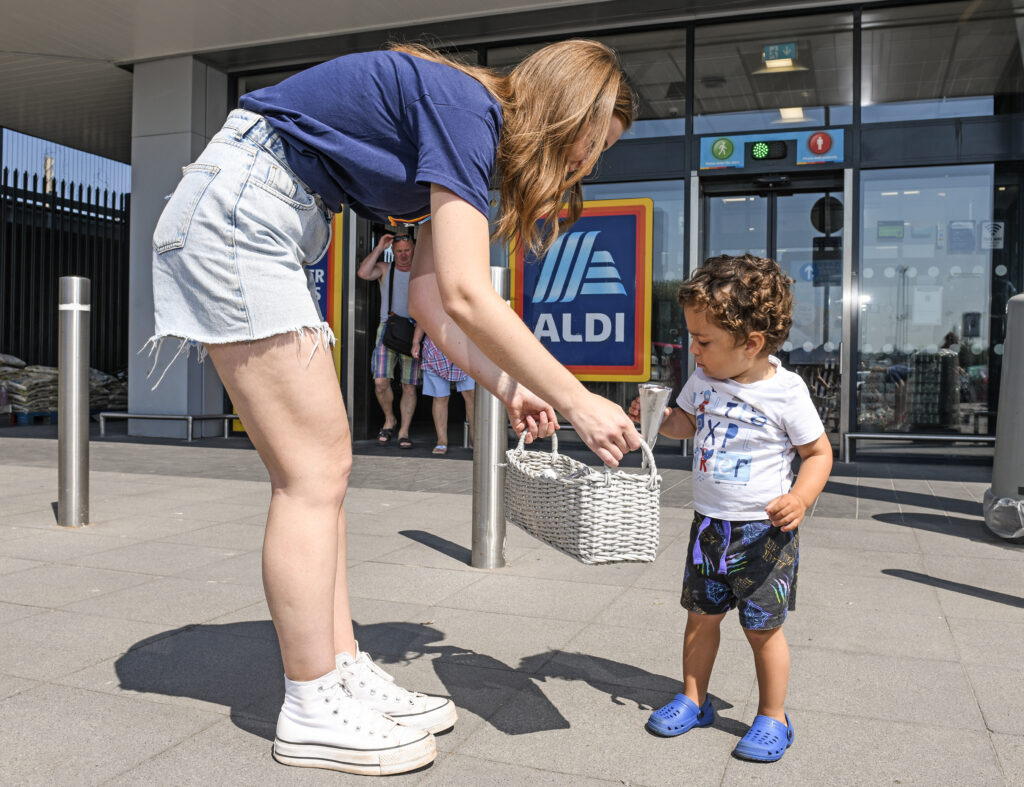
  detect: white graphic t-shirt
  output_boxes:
[677,356,824,520]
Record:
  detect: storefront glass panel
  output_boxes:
[693,13,853,135]
[486,29,686,133]
[857,165,1015,437]
[862,0,1024,122]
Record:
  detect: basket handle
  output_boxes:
[513,430,559,457]
[600,438,658,488]
[515,431,658,486]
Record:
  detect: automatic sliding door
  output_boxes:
[701,180,844,440]
[704,194,769,258]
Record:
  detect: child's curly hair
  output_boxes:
[677,254,794,355]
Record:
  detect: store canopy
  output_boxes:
[0,0,829,165]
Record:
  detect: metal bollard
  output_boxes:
[58,276,90,527]
[985,293,1024,540]
[471,267,509,568]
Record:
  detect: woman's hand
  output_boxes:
[411,340,421,360]
[503,382,558,443]
[567,392,642,467]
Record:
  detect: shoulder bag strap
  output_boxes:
[385,260,395,317]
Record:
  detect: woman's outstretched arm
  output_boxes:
[408,185,640,466]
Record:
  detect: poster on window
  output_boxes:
[912,286,943,326]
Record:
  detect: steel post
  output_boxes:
[471,267,509,568]
[985,294,1024,540]
[58,276,90,527]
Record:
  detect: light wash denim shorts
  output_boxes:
[422,369,474,397]
[146,109,333,383]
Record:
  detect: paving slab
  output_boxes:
[0,609,167,681]
[0,561,154,607]
[0,682,223,786]
[62,575,264,626]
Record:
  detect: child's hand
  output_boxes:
[765,493,806,532]
[627,397,641,421]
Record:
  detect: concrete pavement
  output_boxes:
[0,423,1022,785]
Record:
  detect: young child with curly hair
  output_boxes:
[630,254,832,762]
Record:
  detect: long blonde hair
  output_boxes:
[389,40,634,255]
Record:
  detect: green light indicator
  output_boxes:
[711,138,734,160]
[752,142,770,160]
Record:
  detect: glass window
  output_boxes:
[694,13,853,135]
[486,29,686,135]
[857,165,1012,437]
[862,0,1024,122]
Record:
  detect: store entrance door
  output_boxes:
[700,172,846,439]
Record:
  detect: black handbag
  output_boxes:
[380,264,416,356]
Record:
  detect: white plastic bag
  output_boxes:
[983,488,1024,542]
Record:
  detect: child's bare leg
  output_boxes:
[743,625,790,724]
[682,611,726,704]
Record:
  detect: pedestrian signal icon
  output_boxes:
[711,138,734,160]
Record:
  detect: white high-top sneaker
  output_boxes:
[337,647,458,734]
[273,668,436,776]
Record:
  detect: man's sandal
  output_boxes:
[646,694,715,737]
[732,714,794,762]
[377,428,394,444]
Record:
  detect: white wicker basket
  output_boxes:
[503,433,661,565]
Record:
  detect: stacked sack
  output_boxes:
[89,367,128,411]
[1,364,59,412]
[0,353,20,419]
[0,354,128,413]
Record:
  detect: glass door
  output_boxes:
[701,175,845,440]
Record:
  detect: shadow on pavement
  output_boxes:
[882,568,1024,608]
[399,529,471,564]
[871,511,1014,546]
[825,480,981,517]
[116,620,684,740]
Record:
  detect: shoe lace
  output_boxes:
[340,652,420,707]
[317,677,399,737]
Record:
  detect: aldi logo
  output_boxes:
[531,231,628,302]
[511,198,652,381]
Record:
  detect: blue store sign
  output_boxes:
[511,199,653,381]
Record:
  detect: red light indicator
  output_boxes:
[808,132,832,155]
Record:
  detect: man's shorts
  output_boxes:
[422,369,474,398]
[680,511,798,630]
[371,323,421,385]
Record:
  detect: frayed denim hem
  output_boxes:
[140,323,336,390]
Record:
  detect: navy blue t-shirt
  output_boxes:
[239,51,502,222]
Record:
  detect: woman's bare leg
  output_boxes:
[205,332,354,680]
[333,505,355,656]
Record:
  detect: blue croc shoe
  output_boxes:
[733,714,794,762]
[646,694,715,737]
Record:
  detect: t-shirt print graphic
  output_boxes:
[694,387,765,486]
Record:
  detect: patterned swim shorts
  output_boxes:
[680,511,798,630]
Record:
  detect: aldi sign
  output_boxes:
[511,199,652,381]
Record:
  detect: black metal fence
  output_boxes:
[0,168,130,373]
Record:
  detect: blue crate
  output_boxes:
[14,411,57,425]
